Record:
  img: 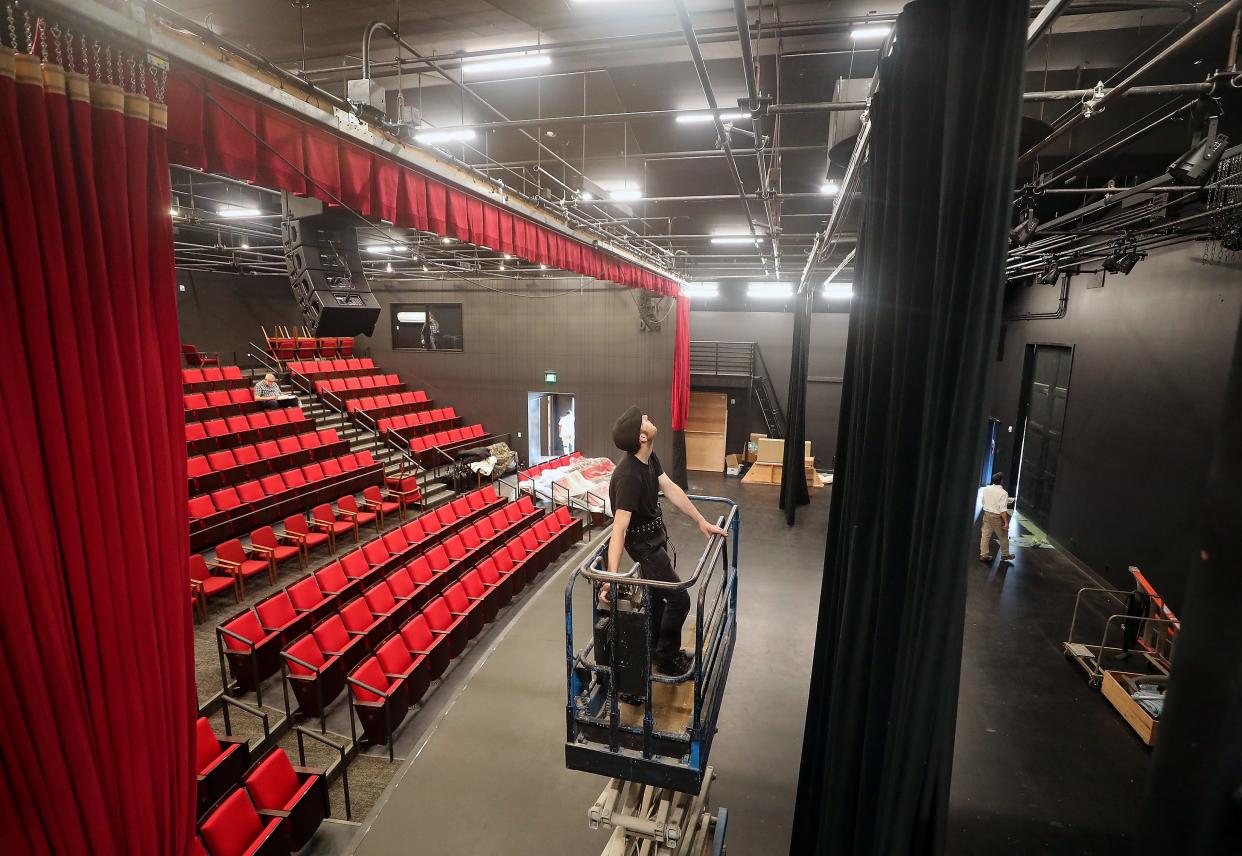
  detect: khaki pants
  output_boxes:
[980,511,1010,558]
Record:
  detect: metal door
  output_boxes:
[1016,345,1073,526]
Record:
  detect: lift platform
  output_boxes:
[564,497,739,796]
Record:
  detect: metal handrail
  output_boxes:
[219,695,271,739]
[293,726,352,820]
[565,496,741,774]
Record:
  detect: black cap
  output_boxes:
[612,405,642,453]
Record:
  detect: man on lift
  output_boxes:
[601,406,727,675]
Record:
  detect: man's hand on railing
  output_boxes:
[698,519,728,538]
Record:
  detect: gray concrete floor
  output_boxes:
[349,473,828,854]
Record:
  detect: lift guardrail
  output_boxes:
[564,497,739,793]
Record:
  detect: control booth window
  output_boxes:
[391,303,464,351]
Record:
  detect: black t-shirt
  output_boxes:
[609,452,664,529]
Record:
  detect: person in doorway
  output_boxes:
[423,312,439,350]
[601,406,727,675]
[980,471,1015,563]
[252,373,283,410]
[558,404,575,455]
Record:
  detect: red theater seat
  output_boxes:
[283,514,330,560]
[312,612,366,672]
[443,580,485,637]
[362,485,402,523]
[399,612,450,680]
[199,787,289,856]
[190,554,239,621]
[364,579,413,625]
[281,633,346,731]
[312,503,357,551]
[375,633,431,707]
[475,556,514,607]
[339,596,389,651]
[348,656,410,759]
[215,538,274,593]
[195,716,249,817]
[423,595,469,658]
[313,561,361,604]
[218,608,283,704]
[287,574,335,623]
[338,494,379,533]
[255,590,312,646]
[250,525,302,572]
[460,568,501,623]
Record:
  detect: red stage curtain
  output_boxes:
[162,68,682,299]
[671,295,691,430]
[0,48,194,855]
[256,106,307,195]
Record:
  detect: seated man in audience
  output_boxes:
[253,373,288,409]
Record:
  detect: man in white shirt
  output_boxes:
[980,472,1015,562]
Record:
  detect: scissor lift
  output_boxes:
[565,497,739,854]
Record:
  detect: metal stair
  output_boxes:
[689,341,786,439]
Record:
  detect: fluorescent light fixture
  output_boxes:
[217,206,261,218]
[170,206,181,217]
[240,239,249,249]
[386,262,394,273]
[396,310,427,323]
[609,188,643,201]
[366,244,397,254]
[441,237,454,244]
[579,191,594,201]
[682,282,719,299]
[820,181,840,195]
[676,111,750,124]
[822,282,853,299]
[711,235,762,245]
[539,264,548,270]
[413,129,477,145]
[499,263,506,271]
[463,53,550,74]
[747,282,793,300]
[851,24,892,40]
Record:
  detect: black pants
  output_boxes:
[628,532,690,664]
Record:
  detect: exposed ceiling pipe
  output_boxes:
[361,21,672,267]
[1027,0,1076,47]
[1018,0,1242,168]
[670,0,770,274]
[299,17,885,81]
[476,144,829,169]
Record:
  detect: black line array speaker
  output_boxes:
[282,212,381,337]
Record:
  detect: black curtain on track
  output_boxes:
[788,2,1028,854]
[669,430,689,490]
[1137,315,1242,854]
[780,285,812,523]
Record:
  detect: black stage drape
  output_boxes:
[669,429,689,490]
[1137,315,1242,854]
[780,283,812,523]
[788,2,1027,854]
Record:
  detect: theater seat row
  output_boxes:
[518,450,584,482]
[184,388,269,421]
[344,508,581,756]
[189,452,384,551]
[195,728,331,855]
[214,490,543,708]
[186,408,309,455]
[373,406,461,439]
[287,357,375,382]
[398,423,489,462]
[188,429,347,492]
[267,334,355,361]
[345,390,433,419]
[183,365,248,392]
[313,373,402,399]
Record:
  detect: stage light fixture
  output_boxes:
[1103,242,1144,275]
[1036,256,1059,285]
[1167,133,1229,185]
[1010,208,1039,245]
[366,245,396,254]
[217,206,262,218]
[851,24,892,40]
[414,129,476,145]
[820,182,840,195]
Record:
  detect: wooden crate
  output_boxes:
[1101,670,1160,746]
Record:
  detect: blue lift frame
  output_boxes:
[565,497,740,794]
